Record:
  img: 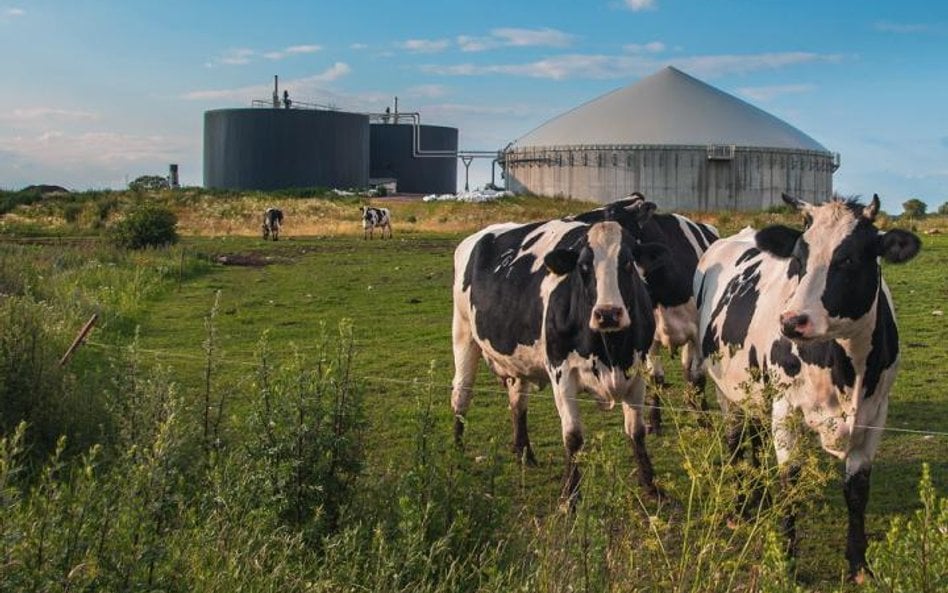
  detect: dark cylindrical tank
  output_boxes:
[204,108,369,190]
[370,124,458,194]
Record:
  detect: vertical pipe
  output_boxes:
[273,76,279,108]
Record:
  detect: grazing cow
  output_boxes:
[572,193,719,432]
[695,194,921,580]
[361,206,392,239]
[452,211,673,502]
[262,207,284,241]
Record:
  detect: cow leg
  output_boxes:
[843,401,885,582]
[645,340,664,435]
[728,415,766,521]
[681,340,708,410]
[450,309,481,448]
[506,378,537,466]
[622,374,661,499]
[772,397,801,561]
[551,369,583,507]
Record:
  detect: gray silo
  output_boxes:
[204,108,369,190]
[370,123,458,194]
[502,66,838,210]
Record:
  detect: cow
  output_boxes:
[361,206,392,239]
[571,193,719,433]
[262,207,284,241]
[451,210,674,503]
[694,194,921,580]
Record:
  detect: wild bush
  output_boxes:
[901,198,927,218]
[110,204,179,249]
[866,463,947,593]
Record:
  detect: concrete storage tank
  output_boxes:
[370,123,458,194]
[502,66,838,210]
[204,108,369,191]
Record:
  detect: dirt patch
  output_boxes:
[214,253,277,267]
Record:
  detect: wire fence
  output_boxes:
[82,339,948,439]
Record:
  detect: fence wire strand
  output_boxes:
[81,339,948,439]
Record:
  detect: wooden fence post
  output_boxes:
[59,313,98,367]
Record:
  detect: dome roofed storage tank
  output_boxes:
[504,66,836,210]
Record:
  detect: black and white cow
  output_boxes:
[361,206,392,239]
[262,207,284,241]
[452,212,672,502]
[695,194,921,580]
[572,193,719,432]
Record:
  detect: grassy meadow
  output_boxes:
[1,188,945,592]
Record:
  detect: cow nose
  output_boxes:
[780,312,811,339]
[593,306,624,329]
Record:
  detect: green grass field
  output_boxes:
[125,222,946,584]
[2,191,946,591]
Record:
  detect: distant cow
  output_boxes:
[695,194,920,580]
[452,211,674,502]
[361,206,392,239]
[262,207,284,241]
[572,193,719,432]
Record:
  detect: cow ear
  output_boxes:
[877,229,921,263]
[781,193,812,212]
[544,250,578,275]
[756,225,801,258]
[632,242,671,274]
[611,199,655,229]
[863,194,881,221]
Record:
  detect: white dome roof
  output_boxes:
[512,66,829,152]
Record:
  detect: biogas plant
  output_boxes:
[203,67,839,211]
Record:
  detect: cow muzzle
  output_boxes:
[780,311,813,340]
[591,306,628,332]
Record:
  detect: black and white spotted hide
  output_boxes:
[695,193,920,580]
[361,206,392,239]
[572,193,720,433]
[262,207,284,241]
[452,218,673,504]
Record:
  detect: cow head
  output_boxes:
[544,221,669,332]
[756,194,920,341]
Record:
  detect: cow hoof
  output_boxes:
[848,566,873,585]
[513,446,538,467]
[644,484,670,503]
[645,424,662,436]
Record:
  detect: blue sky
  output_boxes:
[1,0,946,211]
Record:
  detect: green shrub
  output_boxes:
[128,174,169,191]
[866,463,947,592]
[902,198,928,218]
[938,202,948,215]
[111,205,179,249]
[62,202,83,224]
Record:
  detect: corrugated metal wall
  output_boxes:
[504,146,835,210]
[204,108,369,190]
[370,124,458,194]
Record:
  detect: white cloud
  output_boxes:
[623,41,665,53]
[422,51,843,80]
[0,130,190,167]
[0,107,99,123]
[492,27,574,48]
[873,21,930,34]
[350,43,368,50]
[183,63,352,102]
[458,27,575,52]
[405,84,449,99]
[400,38,451,53]
[457,35,496,52]
[736,83,816,102]
[624,0,656,11]
[286,44,322,55]
[217,48,255,65]
[4,7,25,17]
